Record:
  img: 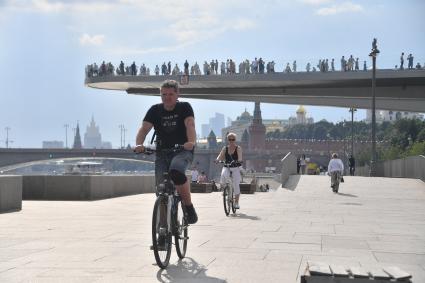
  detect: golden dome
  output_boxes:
[238,108,252,121]
[296,105,306,114]
[241,108,251,118]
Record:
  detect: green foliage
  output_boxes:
[416,128,425,142]
[265,117,425,161]
[381,146,403,160]
[407,141,425,156]
[356,148,371,166]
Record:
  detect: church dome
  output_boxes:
[296,105,306,114]
[241,109,251,118]
[237,108,252,121]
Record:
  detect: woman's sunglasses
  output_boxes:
[228,138,235,141]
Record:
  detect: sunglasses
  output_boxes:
[228,138,235,141]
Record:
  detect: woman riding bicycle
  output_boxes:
[215,132,243,209]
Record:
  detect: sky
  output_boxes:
[0,0,424,148]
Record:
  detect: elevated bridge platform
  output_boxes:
[85,69,425,112]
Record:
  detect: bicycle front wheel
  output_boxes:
[174,200,188,259]
[231,188,236,214]
[223,185,231,216]
[152,197,172,269]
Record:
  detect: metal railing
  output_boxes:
[356,155,425,181]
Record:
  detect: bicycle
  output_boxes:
[329,171,342,193]
[137,145,189,269]
[259,183,270,192]
[216,160,242,216]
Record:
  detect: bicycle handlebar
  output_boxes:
[134,144,185,155]
[215,160,243,166]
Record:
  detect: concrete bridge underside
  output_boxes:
[85,69,425,112]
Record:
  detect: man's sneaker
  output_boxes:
[234,203,240,209]
[185,204,198,224]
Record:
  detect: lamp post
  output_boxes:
[5,127,11,148]
[326,133,331,161]
[349,108,357,157]
[123,127,127,148]
[119,124,125,149]
[64,124,69,148]
[369,38,379,177]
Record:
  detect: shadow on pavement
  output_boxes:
[230,213,260,220]
[337,192,358,198]
[282,174,301,191]
[156,257,227,282]
[0,208,21,214]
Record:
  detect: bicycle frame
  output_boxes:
[219,165,238,215]
[222,169,235,200]
[156,177,179,235]
[135,144,189,269]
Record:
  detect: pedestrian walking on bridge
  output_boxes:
[328,153,344,193]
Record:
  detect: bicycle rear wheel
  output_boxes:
[223,185,231,216]
[174,200,188,259]
[334,180,340,193]
[152,197,172,269]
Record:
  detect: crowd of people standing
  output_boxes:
[85,53,424,78]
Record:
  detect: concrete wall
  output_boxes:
[23,175,156,200]
[356,155,425,181]
[281,152,297,185]
[0,175,22,212]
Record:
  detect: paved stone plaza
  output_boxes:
[0,176,424,282]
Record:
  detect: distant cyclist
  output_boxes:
[134,79,198,224]
[215,132,243,209]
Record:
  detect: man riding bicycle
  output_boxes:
[134,79,198,224]
[328,153,344,193]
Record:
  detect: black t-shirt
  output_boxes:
[143,102,194,149]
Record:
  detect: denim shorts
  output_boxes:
[155,149,194,186]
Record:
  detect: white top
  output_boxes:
[328,158,344,173]
[191,170,199,182]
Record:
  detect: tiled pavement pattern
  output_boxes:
[0,176,424,283]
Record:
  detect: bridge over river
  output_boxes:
[0,141,369,178]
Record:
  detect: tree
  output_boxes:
[416,128,425,142]
[408,141,425,156]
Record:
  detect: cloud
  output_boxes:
[32,0,64,13]
[316,1,363,15]
[107,45,186,56]
[3,0,258,54]
[233,18,256,31]
[79,33,105,46]
[299,0,332,5]
[1,0,116,14]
